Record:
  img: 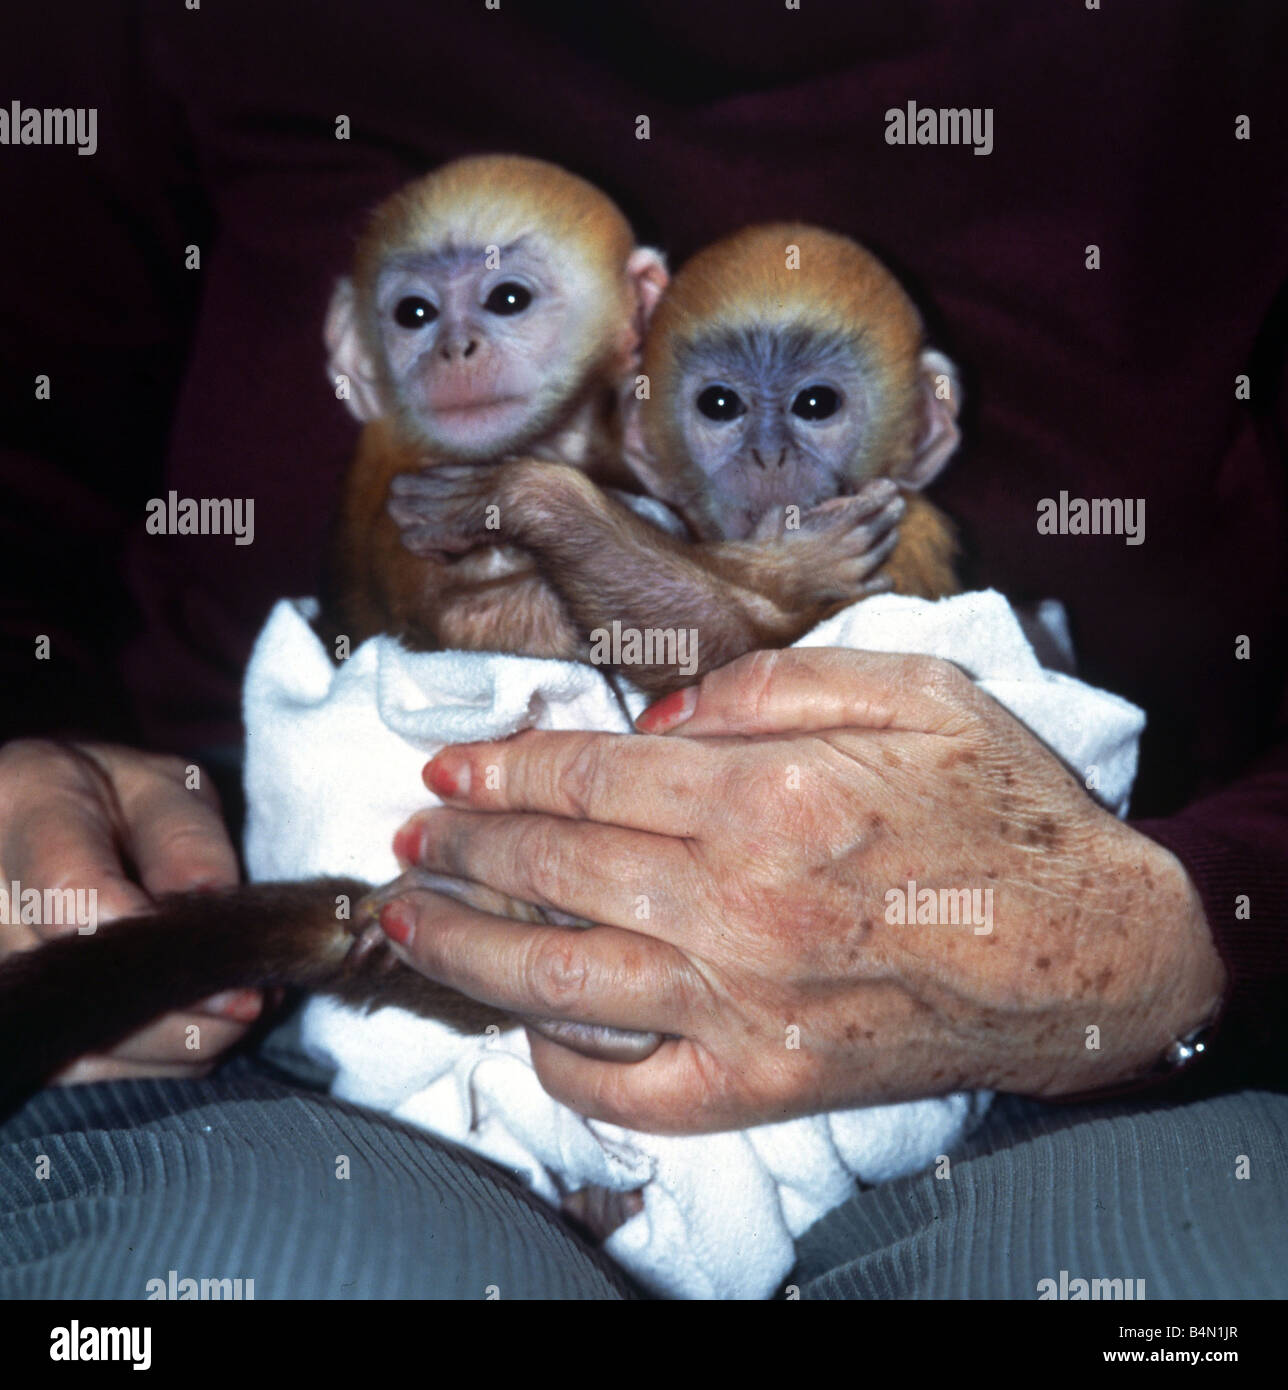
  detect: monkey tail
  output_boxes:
[0,878,369,1114]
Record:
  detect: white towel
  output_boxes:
[242,589,1143,1299]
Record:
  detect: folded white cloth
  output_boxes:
[242,589,1144,1299]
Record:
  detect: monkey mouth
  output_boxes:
[715,460,840,537]
[428,392,525,417]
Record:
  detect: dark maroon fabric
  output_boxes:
[1,1,1285,1093]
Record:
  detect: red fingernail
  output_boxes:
[635,685,698,734]
[207,989,263,1022]
[380,901,414,947]
[425,753,470,799]
[393,822,422,867]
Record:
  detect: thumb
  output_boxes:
[635,648,982,739]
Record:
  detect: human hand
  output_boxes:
[0,740,265,1086]
[380,649,1226,1133]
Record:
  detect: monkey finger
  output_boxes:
[389,462,479,488]
[805,535,899,607]
[385,491,457,532]
[396,524,474,556]
[815,570,897,608]
[378,889,694,1037]
[833,476,902,516]
[387,480,486,548]
[836,496,905,546]
[852,573,897,599]
[839,524,901,577]
[385,492,435,526]
[803,478,899,525]
[387,466,484,509]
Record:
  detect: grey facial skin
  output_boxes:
[673,324,874,539]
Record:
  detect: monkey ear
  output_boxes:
[901,348,963,489]
[324,277,384,422]
[618,384,679,506]
[624,248,670,359]
[619,387,656,483]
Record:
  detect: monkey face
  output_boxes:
[670,324,872,539]
[373,242,610,460]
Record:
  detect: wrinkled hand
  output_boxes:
[380,649,1225,1135]
[0,740,264,1085]
[387,461,505,555]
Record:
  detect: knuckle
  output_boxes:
[523,931,591,1013]
[142,751,196,784]
[512,818,573,906]
[0,739,97,831]
[129,755,218,818]
[151,816,219,865]
[908,653,970,702]
[0,737,76,787]
[722,648,786,723]
[553,737,604,819]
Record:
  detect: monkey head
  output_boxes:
[325,155,668,461]
[628,223,961,541]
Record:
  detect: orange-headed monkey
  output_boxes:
[319,153,668,657]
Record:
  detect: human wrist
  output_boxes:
[1103,820,1227,1084]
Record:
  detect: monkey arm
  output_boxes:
[385,460,800,679]
[491,460,912,691]
[383,460,951,692]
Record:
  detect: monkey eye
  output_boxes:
[484,282,532,315]
[394,296,437,329]
[791,385,841,420]
[696,385,745,421]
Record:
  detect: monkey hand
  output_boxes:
[387,463,503,555]
[773,477,906,608]
[0,740,267,1086]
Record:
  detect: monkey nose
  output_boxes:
[439,338,479,361]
